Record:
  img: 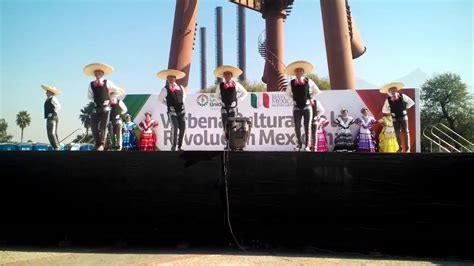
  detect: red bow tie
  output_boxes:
[94,80,104,87]
[390,94,399,102]
[169,85,180,92]
[294,79,306,86]
[224,82,235,89]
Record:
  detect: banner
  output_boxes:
[124,89,420,152]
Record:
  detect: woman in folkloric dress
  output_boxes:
[378,114,399,153]
[122,114,138,151]
[315,116,329,152]
[309,99,325,152]
[333,108,355,152]
[354,107,377,152]
[138,112,159,151]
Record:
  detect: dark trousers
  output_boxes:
[91,108,110,147]
[46,116,60,150]
[168,112,186,149]
[221,107,237,139]
[310,120,318,150]
[293,106,312,147]
[393,117,410,152]
[108,119,123,150]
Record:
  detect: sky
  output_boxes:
[1,0,472,143]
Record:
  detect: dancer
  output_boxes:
[315,116,330,152]
[42,85,61,150]
[157,69,187,151]
[380,82,415,152]
[122,114,138,151]
[84,62,122,151]
[333,108,355,152]
[310,99,325,151]
[108,88,127,151]
[213,65,248,147]
[285,60,321,151]
[354,107,376,152]
[138,112,158,151]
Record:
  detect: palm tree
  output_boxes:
[79,102,95,136]
[16,111,31,143]
[0,118,13,142]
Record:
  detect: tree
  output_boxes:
[200,84,217,93]
[306,73,331,90]
[79,102,95,136]
[421,73,474,151]
[16,111,31,143]
[0,119,13,142]
[240,80,266,92]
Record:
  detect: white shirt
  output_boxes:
[87,78,122,102]
[215,80,248,105]
[314,100,325,117]
[158,83,187,105]
[48,95,61,112]
[382,93,415,114]
[286,78,321,100]
[112,100,128,115]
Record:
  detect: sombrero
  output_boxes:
[41,85,61,95]
[379,82,404,94]
[108,87,126,98]
[284,60,314,76]
[83,63,114,76]
[213,65,242,78]
[156,69,186,80]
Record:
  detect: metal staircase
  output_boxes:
[258,30,288,91]
[345,0,354,39]
[423,123,473,153]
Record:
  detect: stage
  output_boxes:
[0,151,472,259]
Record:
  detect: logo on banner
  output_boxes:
[270,93,293,107]
[196,94,209,107]
[251,93,270,109]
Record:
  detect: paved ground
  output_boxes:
[1,247,471,265]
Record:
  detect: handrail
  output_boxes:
[431,125,470,152]
[59,128,84,144]
[429,126,460,152]
[423,125,453,152]
[258,30,288,92]
[423,123,473,153]
[436,123,473,150]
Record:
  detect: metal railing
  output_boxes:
[257,30,288,91]
[59,128,85,144]
[423,123,473,153]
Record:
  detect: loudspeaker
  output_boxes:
[227,117,252,151]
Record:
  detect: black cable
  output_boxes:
[222,133,246,251]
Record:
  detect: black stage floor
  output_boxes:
[1,151,472,259]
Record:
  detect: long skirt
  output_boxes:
[139,132,156,151]
[317,131,329,152]
[123,131,137,150]
[333,129,354,152]
[356,131,376,152]
[378,128,398,153]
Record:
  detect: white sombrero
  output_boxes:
[284,60,314,76]
[108,87,126,98]
[379,82,404,93]
[213,65,242,78]
[156,69,186,80]
[41,85,61,95]
[83,63,114,76]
